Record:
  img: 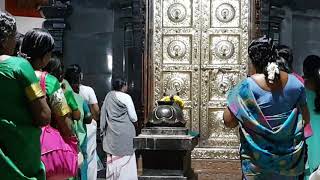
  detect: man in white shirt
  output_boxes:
[75,65,100,180]
[79,84,100,120]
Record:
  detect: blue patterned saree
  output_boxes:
[227,79,305,179]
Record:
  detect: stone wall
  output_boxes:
[260,2,320,75]
[63,0,114,102]
[63,0,145,108]
[280,8,320,74]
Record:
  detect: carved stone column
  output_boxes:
[257,1,285,44]
[112,0,146,131]
[260,0,270,36]
[269,6,285,44]
[252,0,262,39]
[39,0,71,55]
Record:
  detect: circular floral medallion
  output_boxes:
[167,3,187,23]
[214,40,235,59]
[167,77,184,92]
[215,3,236,23]
[167,40,187,59]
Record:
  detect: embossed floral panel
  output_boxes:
[182,108,192,130]
[210,35,240,65]
[163,35,192,64]
[163,0,192,27]
[205,109,239,148]
[151,0,249,159]
[162,72,191,101]
[210,0,240,28]
[209,69,240,101]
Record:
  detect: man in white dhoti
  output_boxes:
[100,78,138,180]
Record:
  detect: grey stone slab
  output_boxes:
[139,168,198,180]
[141,127,188,136]
[134,135,199,151]
[139,176,187,180]
[140,151,192,173]
[143,169,184,176]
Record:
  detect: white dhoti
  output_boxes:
[310,166,320,180]
[86,120,98,180]
[106,153,138,180]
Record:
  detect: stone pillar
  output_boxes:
[39,0,71,56]
[259,1,285,44]
[260,0,270,36]
[269,6,285,45]
[280,6,293,47]
[63,1,114,102]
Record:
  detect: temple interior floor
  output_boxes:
[97,158,241,180]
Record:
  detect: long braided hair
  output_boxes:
[248,36,283,84]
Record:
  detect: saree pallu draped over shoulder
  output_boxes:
[227,79,305,179]
[0,57,46,180]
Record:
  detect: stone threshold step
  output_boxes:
[139,176,187,180]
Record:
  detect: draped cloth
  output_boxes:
[100,91,136,156]
[227,79,305,179]
[0,57,46,180]
[100,91,138,180]
[306,89,320,175]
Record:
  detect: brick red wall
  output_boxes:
[5,0,46,17]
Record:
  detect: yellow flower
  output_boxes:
[161,95,185,109]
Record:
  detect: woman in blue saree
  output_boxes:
[223,36,310,180]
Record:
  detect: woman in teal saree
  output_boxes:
[65,64,93,180]
[303,55,320,176]
[224,36,310,180]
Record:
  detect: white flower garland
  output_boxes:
[266,62,279,84]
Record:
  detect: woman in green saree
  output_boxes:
[20,29,75,138]
[43,56,81,122]
[45,59,92,180]
[20,29,77,179]
[0,12,51,180]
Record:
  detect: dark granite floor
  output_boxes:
[97,158,241,180]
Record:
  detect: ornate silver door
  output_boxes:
[194,0,250,159]
[152,0,202,132]
[151,0,250,159]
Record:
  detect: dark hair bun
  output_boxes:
[65,64,81,85]
[0,12,16,42]
[21,29,54,61]
[303,55,320,79]
[314,68,320,112]
[248,36,274,63]
[249,36,280,83]
[112,78,127,91]
[43,57,63,81]
[303,55,320,112]
[276,45,293,73]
